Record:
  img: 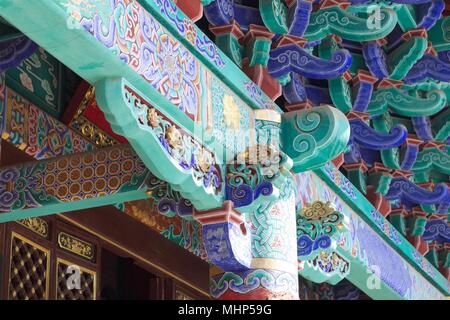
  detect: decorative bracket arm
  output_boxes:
[387,31,428,80]
[385,176,449,207]
[413,146,450,175]
[350,118,408,150]
[416,0,444,30]
[95,78,223,210]
[259,0,289,34]
[193,200,252,271]
[362,41,389,79]
[423,218,450,244]
[405,53,450,83]
[281,105,351,172]
[288,0,313,37]
[367,86,447,117]
[428,17,450,52]
[304,5,398,42]
[203,0,234,26]
[283,73,307,104]
[268,43,352,80]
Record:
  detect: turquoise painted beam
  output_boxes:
[312,162,450,298]
[0,0,288,209]
[0,145,151,223]
[295,180,447,300]
[0,83,207,259]
[0,0,279,127]
[96,78,223,210]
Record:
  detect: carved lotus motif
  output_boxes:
[147,108,159,128]
[196,149,211,173]
[165,126,183,149]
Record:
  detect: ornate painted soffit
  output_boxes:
[2,0,450,286]
[0,0,298,211]
[0,84,95,159]
[281,105,350,172]
[268,36,353,81]
[0,81,208,260]
[304,3,398,42]
[0,145,151,222]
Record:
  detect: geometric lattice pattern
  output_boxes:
[8,233,49,300]
[56,259,96,300]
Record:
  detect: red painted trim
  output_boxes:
[61,80,90,125]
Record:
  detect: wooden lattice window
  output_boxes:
[8,232,50,300]
[56,258,96,300]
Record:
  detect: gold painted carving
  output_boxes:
[57,232,95,261]
[300,201,335,220]
[223,94,241,129]
[165,126,183,149]
[16,218,49,238]
[78,116,116,147]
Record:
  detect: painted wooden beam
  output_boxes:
[0,0,283,210]
[0,145,150,223]
[295,171,449,300]
[1,85,94,159]
[311,162,450,298]
[96,78,223,210]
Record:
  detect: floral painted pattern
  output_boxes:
[19,72,34,92]
[68,0,203,121]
